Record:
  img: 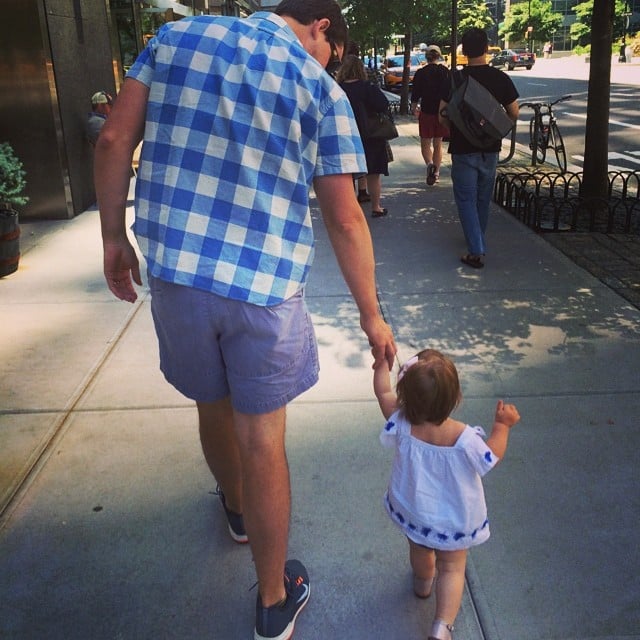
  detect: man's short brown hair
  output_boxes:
[275,0,348,45]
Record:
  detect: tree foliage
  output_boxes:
[343,0,493,56]
[343,0,451,112]
[571,0,638,46]
[457,2,495,35]
[499,0,563,47]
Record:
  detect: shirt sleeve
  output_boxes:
[410,67,425,104]
[125,23,171,86]
[314,91,367,177]
[499,74,519,107]
[379,417,399,448]
[464,425,499,477]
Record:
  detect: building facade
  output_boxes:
[0,0,263,221]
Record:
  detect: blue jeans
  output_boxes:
[451,152,499,256]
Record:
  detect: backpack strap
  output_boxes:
[451,68,466,89]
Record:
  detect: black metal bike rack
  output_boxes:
[494,169,640,233]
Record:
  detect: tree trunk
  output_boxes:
[580,0,614,199]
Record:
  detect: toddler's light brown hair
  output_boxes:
[396,349,462,425]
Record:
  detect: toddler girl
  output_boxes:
[374,349,520,640]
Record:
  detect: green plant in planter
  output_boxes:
[0,142,29,205]
[0,142,29,208]
[0,142,27,277]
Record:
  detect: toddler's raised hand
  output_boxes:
[495,400,520,428]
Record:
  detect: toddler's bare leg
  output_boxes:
[430,549,467,636]
[408,538,436,598]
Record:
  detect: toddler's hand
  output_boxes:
[495,400,520,427]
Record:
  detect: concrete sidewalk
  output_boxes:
[1,120,639,639]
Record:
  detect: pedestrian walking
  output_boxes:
[410,45,450,185]
[94,1,396,638]
[439,28,519,269]
[373,349,520,640]
[336,54,391,217]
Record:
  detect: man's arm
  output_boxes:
[94,78,148,302]
[314,174,396,371]
[438,98,449,128]
[505,99,519,122]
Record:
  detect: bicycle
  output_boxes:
[520,95,572,173]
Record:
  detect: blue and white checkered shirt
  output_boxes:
[127,12,366,306]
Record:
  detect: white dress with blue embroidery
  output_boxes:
[380,410,498,551]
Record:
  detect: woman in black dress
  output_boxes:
[336,55,390,218]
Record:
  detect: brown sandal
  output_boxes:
[371,209,388,218]
[460,254,484,269]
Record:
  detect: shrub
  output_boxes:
[0,142,29,207]
[572,44,591,55]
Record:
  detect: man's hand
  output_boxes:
[103,239,142,303]
[362,314,396,371]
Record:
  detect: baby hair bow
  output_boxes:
[397,355,419,381]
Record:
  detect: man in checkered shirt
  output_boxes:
[94,0,396,637]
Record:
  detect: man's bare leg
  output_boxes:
[433,137,443,174]
[234,406,290,608]
[420,137,434,166]
[198,400,290,606]
[197,398,243,512]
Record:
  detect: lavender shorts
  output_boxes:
[148,275,319,414]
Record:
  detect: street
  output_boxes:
[505,56,640,171]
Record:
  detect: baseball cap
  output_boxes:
[426,45,442,56]
[91,91,113,105]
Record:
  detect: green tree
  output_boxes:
[344,0,450,113]
[343,0,394,56]
[571,0,636,47]
[499,0,563,49]
[457,1,495,34]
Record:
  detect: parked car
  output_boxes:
[383,53,425,90]
[489,48,536,70]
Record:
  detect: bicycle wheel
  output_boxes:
[550,121,567,173]
[529,116,546,164]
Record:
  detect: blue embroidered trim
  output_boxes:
[386,494,488,544]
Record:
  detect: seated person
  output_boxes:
[87,91,113,145]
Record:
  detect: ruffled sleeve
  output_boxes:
[463,425,499,476]
[379,416,399,448]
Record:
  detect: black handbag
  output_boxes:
[365,111,399,140]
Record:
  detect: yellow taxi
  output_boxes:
[383,53,425,90]
[454,45,501,67]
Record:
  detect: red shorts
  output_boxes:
[418,112,449,139]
